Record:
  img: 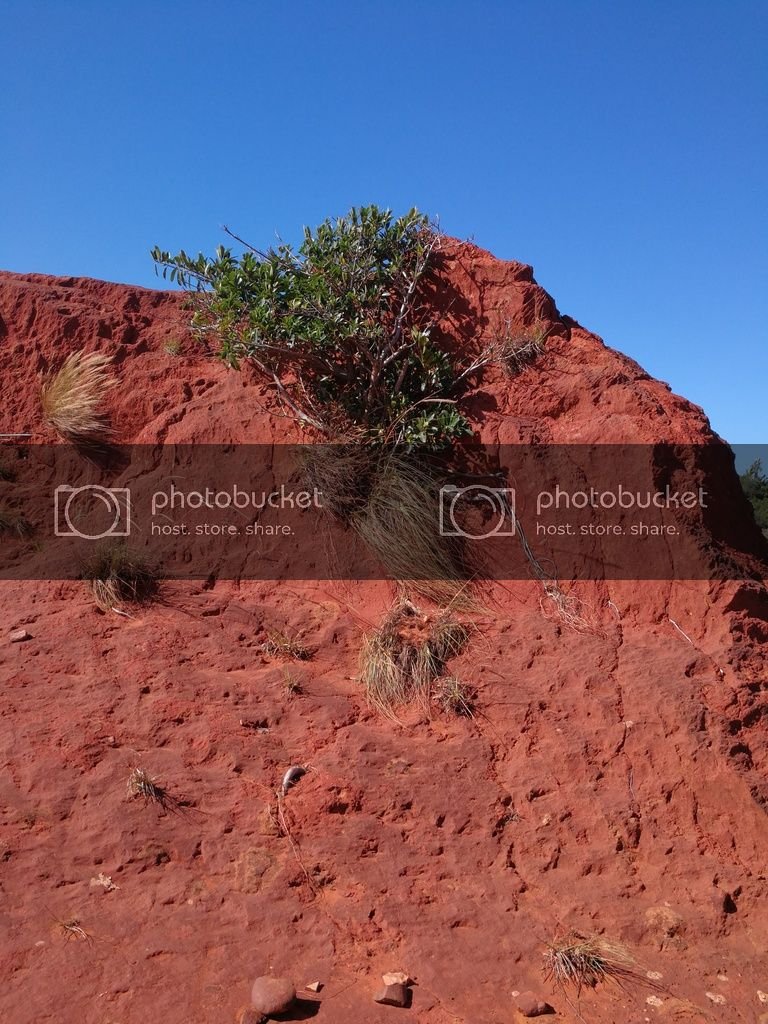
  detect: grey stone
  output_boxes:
[374,982,409,1007]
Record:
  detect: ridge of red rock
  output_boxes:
[0,240,766,1024]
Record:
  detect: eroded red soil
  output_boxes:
[1,241,767,1024]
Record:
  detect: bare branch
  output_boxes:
[221,225,270,260]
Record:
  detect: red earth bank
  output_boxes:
[1,240,767,1024]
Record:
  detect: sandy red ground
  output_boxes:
[1,242,767,1023]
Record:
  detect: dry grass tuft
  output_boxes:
[41,350,116,442]
[543,932,645,995]
[0,505,32,538]
[433,676,476,716]
[360,601,468,717]
[127,767,172,808]
[298,443,372,521]
[299,445,475,608]
[352,453,475,607]
[81,543,157,612]
[497,321,549,378]
[262,630,312,661]
[282,667,304,696]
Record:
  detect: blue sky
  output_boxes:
[2,1,766,443]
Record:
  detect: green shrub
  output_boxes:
[739,459,768,533]
[152,206,476,448]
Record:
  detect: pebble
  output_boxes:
[10,629,31,643]
[382,971,411,986]
[515,991,554,1017]
[236,1009,266,1024]
[374,982,409,1008]
[281,764,306,794]
[250,976,296,1016]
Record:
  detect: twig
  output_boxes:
[668,618,694,646]
[275,790,318,895]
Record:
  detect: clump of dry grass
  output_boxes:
[543,932,645,995]
[496,321,548,378]
[41,350,116,442]
[262,629,312,661]
[81,543,157,612]
[299,445,475,608]
[360,601,468,717]
[282,668,303,696]
[298,443,372,521]
[433,676,475,716]
[0,505,32,538]
[127,767,171,808]
[352,453,475,607]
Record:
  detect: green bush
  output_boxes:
[152,206,476,448]
[739,459,768,534]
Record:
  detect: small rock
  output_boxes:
[236,1008,266,1024]
[705,991,726,1005]
[305,981,323,993]
[281,764,306,794]
[10,629,31,643]
[515,991,554,1017]
[89,872,119,892]
[374,982,409,1008]
[382,971,411,986]
[250,976,296,1016]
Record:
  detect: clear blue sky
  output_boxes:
[2,1,766,443]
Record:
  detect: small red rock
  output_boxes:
[515,991,554,1017]
[9,629,31,643]
[250,975,296,1016]
[236,1007,266,1024]
[374,982,409,1007]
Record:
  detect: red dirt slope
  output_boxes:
[1,241,767,1024]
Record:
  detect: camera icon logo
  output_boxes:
[439,484,516,539]
[54,485,131,540]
